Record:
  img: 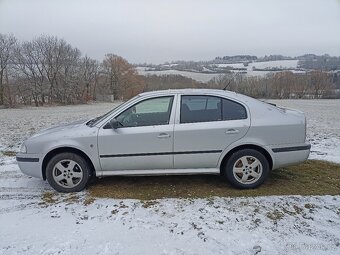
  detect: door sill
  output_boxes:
[98,168,220,177]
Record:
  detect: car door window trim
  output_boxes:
[104,95,175,129]
[179,95,247,124]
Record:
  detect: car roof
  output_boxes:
[138,89,238,97]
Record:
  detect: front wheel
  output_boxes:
[46,152,91,192]
[223,149,269,189]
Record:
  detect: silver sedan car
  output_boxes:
[16,89,311,192]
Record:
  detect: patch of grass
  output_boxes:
[266,210,284,221]
[293,205,303,214]
[141,200,159,208]
[88,160,340,200]
[304,203,315,209]
[1,150,16,157]
[40,192,57,205]
[83,197,95,206]
[39,192,82,206]
[281,205,304,216]
[62,194,79,204]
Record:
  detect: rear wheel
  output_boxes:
[223,149,269,189]
[46,152,91,192]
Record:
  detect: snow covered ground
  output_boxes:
[216,60,299,70]
[249,60,299,69]
[0,102,117,153]
[0,100,340,255]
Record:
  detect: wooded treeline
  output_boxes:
[207,71,338,99]
[140,70,338,99]
[0,33,339,107]
[0,34,144,106]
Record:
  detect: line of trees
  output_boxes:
[1,33,339,107]
[141,71,338,99]
[0,33,144,107]
[207,71,338,99]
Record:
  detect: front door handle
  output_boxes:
[225,129,240,134]
[157,133,171,139]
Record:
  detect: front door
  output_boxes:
[98,96,175,171]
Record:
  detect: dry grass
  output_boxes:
[83,197,96,206]
[39,192,57,206]
[87,160,340,200]
[1,150,16,157]
[39,192,80,206]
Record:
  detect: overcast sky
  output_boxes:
[1,0,340,63]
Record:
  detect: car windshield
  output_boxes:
[86,96,139,127]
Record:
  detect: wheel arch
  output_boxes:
[219,144,273,174]
[42,147,96,180]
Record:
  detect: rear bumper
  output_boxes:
[16,153,43,179]
[268,143,311,169]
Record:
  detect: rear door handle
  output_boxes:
[225,129,240,134]
[157,133,171,139]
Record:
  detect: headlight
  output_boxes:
[19,143,27,153]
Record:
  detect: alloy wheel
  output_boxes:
[232,155,263,184]
[52,159,83,188]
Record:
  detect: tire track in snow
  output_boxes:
[0,202,36,214]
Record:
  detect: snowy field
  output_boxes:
[216,60,299,70]
[0,102,117,153]
[248,60,299,69]
[137,60,302,82]
[137,67,222,83]
[0,100,340,255]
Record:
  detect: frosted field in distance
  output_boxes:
[137,60,301,82]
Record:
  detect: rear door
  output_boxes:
[173,94,250,169]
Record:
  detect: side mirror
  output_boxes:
[109,118,120,129]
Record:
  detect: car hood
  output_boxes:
[31,119,89,138]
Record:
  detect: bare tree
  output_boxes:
[35,35,78,103]
[13,35,91,105]
[310,70,333,98]
[13,40,46,106]
[79,56,99,102]
[102,54,143,99]
[0,34,17,105]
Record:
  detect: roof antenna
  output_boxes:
[223,72,238,90]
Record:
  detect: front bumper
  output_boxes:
[16,153,43,179]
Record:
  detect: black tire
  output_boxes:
[223,149,269,189]
[46,152,91,193]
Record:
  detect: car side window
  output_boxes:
[116,96,174,127]
[180,95,247,123]
[222,98,247,120]
[181,96,222,123]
